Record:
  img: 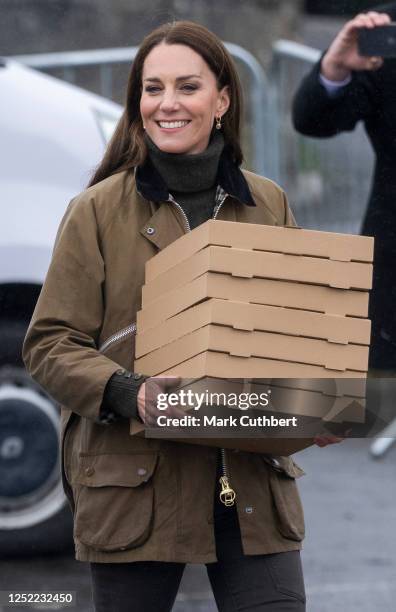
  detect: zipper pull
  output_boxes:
[219,475,236,507]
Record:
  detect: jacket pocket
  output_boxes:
[73,452,158,552]
[268,469,305,542]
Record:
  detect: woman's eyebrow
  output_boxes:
[143,74,203,83]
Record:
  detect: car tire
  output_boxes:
[0,320,73,557]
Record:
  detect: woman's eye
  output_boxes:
[180,84,198,92]
[145,86,161,93]
[144,83,198,94]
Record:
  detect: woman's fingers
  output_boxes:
[155,375,181,390]
[137,381,148,422]
[137,377,186,425]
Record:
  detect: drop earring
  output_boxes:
[215,115,222,130]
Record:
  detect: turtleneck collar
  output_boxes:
[135,134,256,207]
[145,131,224,194]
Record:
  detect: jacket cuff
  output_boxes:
[316,53,356,101]
[98,369,147,424]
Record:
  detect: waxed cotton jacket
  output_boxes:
[22,159,305,563]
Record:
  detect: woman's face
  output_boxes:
[140,43,230,155]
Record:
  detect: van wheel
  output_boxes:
[0,321,72,557]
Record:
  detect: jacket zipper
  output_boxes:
[212,191,228,220]
[98,323,137,354]
[168,195,191,232]
[219,448,236,507]
[169,192,236,508]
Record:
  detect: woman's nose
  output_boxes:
[159,89,180,111]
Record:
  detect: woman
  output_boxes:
[23,20,336,612]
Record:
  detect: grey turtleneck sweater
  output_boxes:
[146,130,224,229]
[100,131,225,423]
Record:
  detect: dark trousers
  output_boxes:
[90,495,306,612]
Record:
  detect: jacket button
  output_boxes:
[146,226,155,235]
[245,506,253,514]
[85,467,95,477]
[137,468,147,476]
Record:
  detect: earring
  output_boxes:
[215,115,222,130]
[143,124,146,130]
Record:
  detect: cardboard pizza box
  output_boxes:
[142,246,373,305]
[254,377,366,398]
[135,298,371,358]
[165,376,366,422]
[145,220,374,282]
[128,375,365,456]
[134,324,369,376]
[129,415,314,456]
[137,272,370,331]
[132,221,372,456]
[157,350,367,380]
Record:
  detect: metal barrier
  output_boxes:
[271,39,374,234]
[10,43,271,177]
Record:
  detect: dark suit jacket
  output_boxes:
[292,2,396,367]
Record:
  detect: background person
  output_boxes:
[292,4,396,372]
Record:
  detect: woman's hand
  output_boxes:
[321,11,391,81]
[137,375,185,425]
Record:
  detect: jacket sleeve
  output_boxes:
[22,193,122,423]
[292,58,376,138]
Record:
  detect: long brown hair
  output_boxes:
[88,21,244,187]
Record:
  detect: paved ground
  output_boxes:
[1,438,395,612]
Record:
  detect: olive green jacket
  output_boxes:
[22,167,305,563]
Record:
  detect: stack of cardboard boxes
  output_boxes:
[132,220,374,455]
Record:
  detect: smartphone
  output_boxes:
[358,23,396,57]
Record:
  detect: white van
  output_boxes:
[0,58,122,556]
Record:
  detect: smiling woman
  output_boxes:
[88,20,243,181]
[140,43,230,155]
[23,20,310,612]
